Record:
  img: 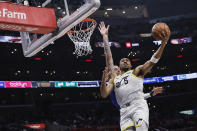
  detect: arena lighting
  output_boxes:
[179,110,194,115]
[171,37,192,44]
[134,6,138,10]
[45,70,48,74]
[24,123,46,129]
[125,42,132,48]
[106,8,112,11]
[85,59,92,62]
[95,42,121,48]
[34,58,41,60]
[131,59,138,62]
[177,55,183,58]
[132,43,139,47]
[139,33,151,38]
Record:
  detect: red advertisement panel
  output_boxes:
[5,81,32,88]
[25,123,46,129]
[0,1,57,34]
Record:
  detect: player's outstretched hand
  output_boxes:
[160,30,170,44]
[98,21,110,36]
[102,67,110,82]
[152,87,163,96]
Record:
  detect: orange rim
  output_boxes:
[67,18,97,34]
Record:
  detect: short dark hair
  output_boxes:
[119,58,131,65]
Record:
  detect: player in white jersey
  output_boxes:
[101,66,163,112]
[101,66,163,101]
[98,21,170,131]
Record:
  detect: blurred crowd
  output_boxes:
[0,102,197,131]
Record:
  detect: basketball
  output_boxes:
[152,22,170,40]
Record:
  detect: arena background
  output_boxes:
[0,0,197,130]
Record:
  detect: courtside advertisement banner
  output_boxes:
[1,72,197,88]
[77,81,99,87]
[31,81,55,88]
[55,81,77,88]
[24,123,46,129]
[171,37,192,44]
[0,81,5,88]
[5,81,32,88]
[0,1,57,34]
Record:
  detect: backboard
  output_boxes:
[17,0,100,57]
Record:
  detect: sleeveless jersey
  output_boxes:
[113,70,144,107]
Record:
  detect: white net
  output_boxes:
[67,19,97,56]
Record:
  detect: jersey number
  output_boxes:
[123,77,128,84]
[115,76,128,88]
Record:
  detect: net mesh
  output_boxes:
[67,19,97,56]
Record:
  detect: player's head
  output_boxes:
[113,65,121,75]
[119,58,132,72]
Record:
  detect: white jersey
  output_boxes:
[113,70,144,107]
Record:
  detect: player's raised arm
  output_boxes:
[100,67,115,98]
[98,21,115,75]
[133,23,170,77]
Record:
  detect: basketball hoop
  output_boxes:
[67,18,97,56]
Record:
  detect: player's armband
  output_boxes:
[150,56,159,63]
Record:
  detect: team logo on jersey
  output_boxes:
[115,76,129,88]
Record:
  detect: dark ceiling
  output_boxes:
[19,0,197,19]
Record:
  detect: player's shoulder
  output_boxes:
[133,65,145,78]
[134,65,143,71]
